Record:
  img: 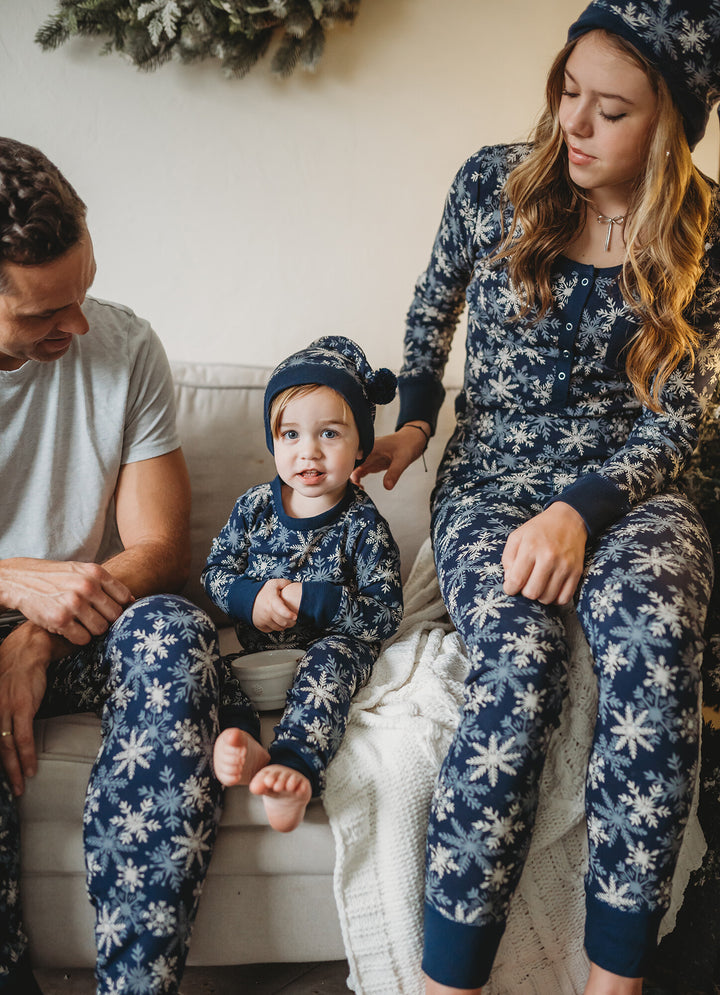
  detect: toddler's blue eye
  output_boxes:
[322,429,338,439]
[282,430,298,440]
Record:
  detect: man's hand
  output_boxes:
[252,579,300,632]
[0,622,67,795]
[351,422,431,491]
[0,558,133,645]
[502,502,588,606]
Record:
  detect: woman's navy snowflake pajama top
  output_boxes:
[397,144,720,987]
[201,477,403,796]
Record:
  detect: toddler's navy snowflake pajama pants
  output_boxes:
[423,470,712,988]
[221,632,378,796]
[0,595,223,995]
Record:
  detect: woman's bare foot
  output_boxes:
[583,963,642,995]
[424,976,482,994]
[248,764,312,832]
[213,727,270,787]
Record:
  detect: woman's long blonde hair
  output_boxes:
[497,30,713,410]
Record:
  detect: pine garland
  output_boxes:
[35,0,362,78]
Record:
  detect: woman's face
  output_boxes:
[558,31,658,207]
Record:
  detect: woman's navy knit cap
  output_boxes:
[567,0,720,149]
[264,335,397,463]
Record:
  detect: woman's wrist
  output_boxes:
[398,422,432,471]
[399,421,432,448]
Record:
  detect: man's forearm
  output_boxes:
[103,536,191,599]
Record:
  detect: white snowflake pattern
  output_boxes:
[595,875,636,910]
[467,733,521,787]
[112,728,154,779]
[115,858,147,892]
[132,622,178,666]
[428,843,460,880]
[171,819,213,872]
[146,678,171,712]
[96,904,127,957]
[619,781,671,828]
[110,797,162,844]
[610,705,655,759]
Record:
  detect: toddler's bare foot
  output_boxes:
[249,764,312,832]
[213,727,270,787]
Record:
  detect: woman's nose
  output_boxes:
[565,102,593,137]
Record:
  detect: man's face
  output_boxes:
[0,234,97,371]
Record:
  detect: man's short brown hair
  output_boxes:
[0,137,87,293]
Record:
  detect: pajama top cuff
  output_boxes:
[545,472,629,539]
[226,577,266,625]
[298,581,343,629]
[396,373,445,435]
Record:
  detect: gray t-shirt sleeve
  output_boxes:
[121,318,180,465]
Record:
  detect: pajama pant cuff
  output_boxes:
[422,902,505,989]
[585,893,663,978]
[219,705,261,744]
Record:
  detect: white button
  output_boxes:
[558,372,567,381]
[581,278,589,286]
[565,322,572,330]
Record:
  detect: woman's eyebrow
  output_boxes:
[564,67,634,104]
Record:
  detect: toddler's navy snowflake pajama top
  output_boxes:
[202,476,403,795]
[398,144,720,986]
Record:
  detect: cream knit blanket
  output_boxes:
[323,538,705,995]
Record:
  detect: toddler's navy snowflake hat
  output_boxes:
[568,0,720,149]
[264,335,397,464]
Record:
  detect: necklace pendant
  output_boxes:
[596,212,625,253]
[603,221,612,252]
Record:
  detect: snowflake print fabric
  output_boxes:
[402,146,720,989]
[202,477,402,795]
[0,594,222,995]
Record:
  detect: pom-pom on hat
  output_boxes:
[264,335,397,464]
[567,0,720,149]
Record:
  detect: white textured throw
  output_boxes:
[324,538,706,995]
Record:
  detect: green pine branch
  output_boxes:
[35,0,362,77]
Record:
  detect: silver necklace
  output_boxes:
[596,211,625,252]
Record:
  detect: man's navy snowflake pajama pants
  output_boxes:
[423,474,713,988]
[0,595,223,995]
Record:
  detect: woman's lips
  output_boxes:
[567,145,595,166]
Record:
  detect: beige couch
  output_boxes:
[19,359,460,969]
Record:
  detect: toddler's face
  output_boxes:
[273,385,362,515]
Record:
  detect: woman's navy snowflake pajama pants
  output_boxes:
[0,595,223,995]
[423,472,713,988]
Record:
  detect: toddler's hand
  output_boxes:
[279,582,302,613]
[252,579,299,632]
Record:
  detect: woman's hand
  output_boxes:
[351,422,431,491]
[252,579,299,632]
[502,502,588,606]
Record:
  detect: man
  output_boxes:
[0,138,222,995]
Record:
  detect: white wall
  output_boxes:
[1,0,718,382]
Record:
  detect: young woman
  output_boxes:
[353,1,720,992]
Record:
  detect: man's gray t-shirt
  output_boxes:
[0,296,179,566]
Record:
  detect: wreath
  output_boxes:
[35,0,362,77]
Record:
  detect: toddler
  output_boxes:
[202,336,403,831]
